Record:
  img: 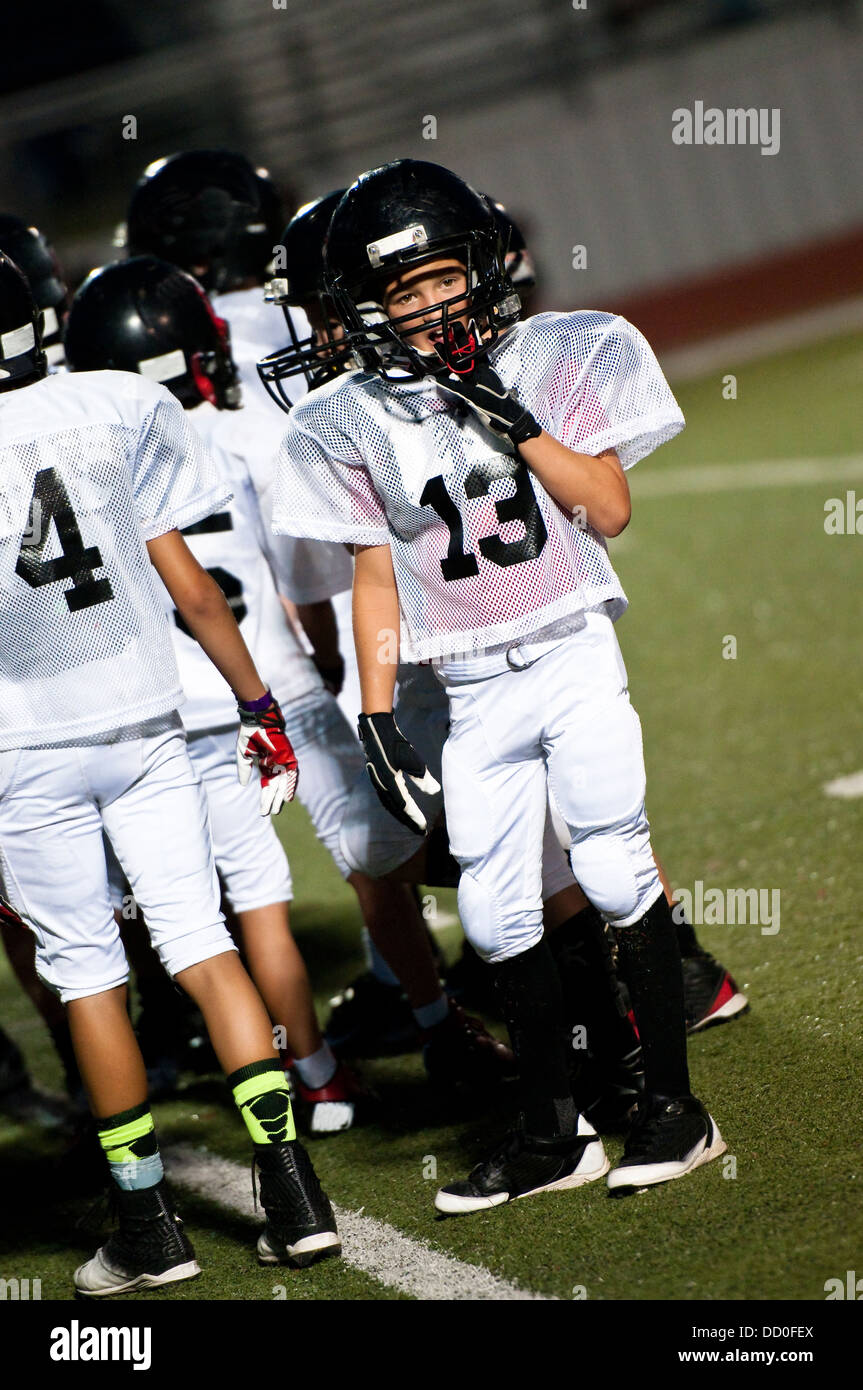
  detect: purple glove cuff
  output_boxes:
[238,687,274,713]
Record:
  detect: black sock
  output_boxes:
[614,894,690,1098]
[673,906,701,958]
[424,823,461,888]
[547,907,638,1065]
[490,937,576,1136]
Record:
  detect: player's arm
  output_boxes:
[353,542,400,714]
[352,542,438,833]
[146,529,298,814]
[518,438,630,537]
[435,323,630,535]
[147,528,268,703]
[296,598,345,695]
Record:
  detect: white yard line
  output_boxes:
[823,771,863,799]
[165,1144,555,1302]
[630,454,863,499]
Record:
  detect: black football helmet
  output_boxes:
[486,199,537,296]
[257,188,353,407]
[64,256,241,409]
[0,251,47,390]
[222,165,285,286]
[125,150,272,294]
[0,216,68,365]
[323,160,520,380]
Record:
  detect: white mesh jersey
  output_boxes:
[212,285,310,412]
[272,311,685,662]
[154,401,322,732]
[212,286,352,605]
[0,370,230,750]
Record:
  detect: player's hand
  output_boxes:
[434,321,542,446]
[357,712,439,835]
[313,651,345,697]
[236,692,299,816]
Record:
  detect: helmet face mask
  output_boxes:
[323,161,521,382]
[257,188,362,410]
[188,303,242,408]
[258,279,357,409]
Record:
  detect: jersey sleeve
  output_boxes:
[131,391,232,540]
[270,536,354,604]
[551,314,684,469]
[272,408,391,547]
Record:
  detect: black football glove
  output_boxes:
[357,712,440,835]
[434,321,542,446]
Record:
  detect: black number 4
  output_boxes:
[420,455,547,582]
[15,468,114,612]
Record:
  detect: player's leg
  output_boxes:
[543,616,725,1191]
[101,720,340,1271]
[299,686,511,1086]
[540,823,644,1132]
[432,675,609,1213]
[0,736,203,1294]
[0,906,82,1113]
[546,738,748,1033]
[187,724,360,1133]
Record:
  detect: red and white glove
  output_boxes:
[236,690,299,816]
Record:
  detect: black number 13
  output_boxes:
[419,455,547,582]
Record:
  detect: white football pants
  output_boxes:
[339,661,576,901]
[0,715,234,1002]
[440,612,664,962]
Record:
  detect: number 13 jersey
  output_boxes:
[0,370,229,750]
[272,311,684,663]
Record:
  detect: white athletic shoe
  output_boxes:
[607,1094,726,1192]
[434,1113,610,1215]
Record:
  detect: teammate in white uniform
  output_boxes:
[0,252,338,1292]
[273,161,727,1213]
[63,253,377,1132]
[123,159,517,1092]
[259,188,647,1124]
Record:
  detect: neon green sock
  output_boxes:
[229,1058,296,1145]
[97,1101,163,1191]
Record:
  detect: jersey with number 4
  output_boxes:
[0,370,229,750]
[154,400,322,732]
[272,311,684,662]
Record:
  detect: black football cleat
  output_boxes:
[422,1002,516,1090]
[682,951,749,1033]
[253,1139,341,1267]
[607,1093,726,1193]
[324,971,418,1057]
[571,1044,645,1134]
[435,1115,609,1215]
[74,1179,200,1296]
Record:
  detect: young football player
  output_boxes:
[271,160,727,1212]
[262,188,747,1045]
[257,190,733,1132]
[0,252,338,1292]
[260,191,643,1126]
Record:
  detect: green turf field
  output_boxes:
[2,329,861,1301]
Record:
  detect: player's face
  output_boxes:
[382,258,469,356]
[306,299,345,350]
